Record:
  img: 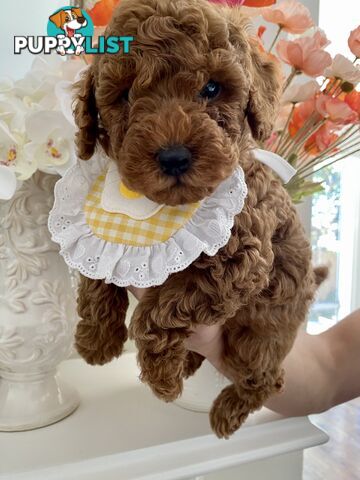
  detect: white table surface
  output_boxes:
[0,353,328,480]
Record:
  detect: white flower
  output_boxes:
[0,119,26,167]
[0,77,14,93]
[14,55,86,111]
[0,95,28,131]
[324,54,360,84]
[55,65,88,127]
[23,110,76,177]
[0,119,23,199]
[281,79,320,104]
[0,54,86,192]
[274,104,293,131]
[0,165,17,200]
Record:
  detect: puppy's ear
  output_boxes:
[224,8,281,141]
[49,10,65,29]
[74,67,98,160]
[72,8,83,18]
[246,41,281,142]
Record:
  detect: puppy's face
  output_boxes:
[74,0,280,205]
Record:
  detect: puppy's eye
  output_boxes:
[199,80,221,100]
[121,89,129,102]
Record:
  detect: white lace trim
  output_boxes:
[48,152,248,287]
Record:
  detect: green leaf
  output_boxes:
[287,153,298,166]
[285,179,324,203]
[341,81,354,93]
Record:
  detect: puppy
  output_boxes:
[49,7,87,56]
[73,0,319,438]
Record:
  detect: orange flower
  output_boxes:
[289,98,316,136]
[348,26,360,59]
[315,94,358,124]
[344,90,360,118]
[243,0,276,5]
[257,25,267,40]
[304,123,338,156]
[210,0,275,5]
[87,0,120,27]
[262,0,313,34]
[276,30,332,77]
[209,0,245,5]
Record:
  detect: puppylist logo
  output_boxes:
[14,6,133,56]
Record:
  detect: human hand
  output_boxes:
[127,285,227,375]
[127,285,147,301]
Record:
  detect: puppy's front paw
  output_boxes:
[148,376,184,402]
[75,322,127,365]
[138,351,184,402]
[210,385,250,439]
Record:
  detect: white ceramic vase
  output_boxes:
[0,172,79,431]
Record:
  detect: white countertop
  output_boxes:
[0,353,328,480]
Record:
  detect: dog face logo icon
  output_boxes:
[49,8,87,38]
[47,6,94,56]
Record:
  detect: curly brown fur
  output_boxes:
[128,158,316,435]
[76,276,129,365]
[183,351,205,379]
[74,0,280,205]
[74,0,319,438]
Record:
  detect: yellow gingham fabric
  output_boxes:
[84,173,200,247]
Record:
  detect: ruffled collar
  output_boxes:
[48,149,295,287]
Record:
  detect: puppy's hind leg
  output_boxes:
[209,318,287,438]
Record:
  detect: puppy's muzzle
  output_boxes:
[157,145,192,176]
[77,16,86,24]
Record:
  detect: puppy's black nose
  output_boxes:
[157,146,192,176]
[77,16,86,24]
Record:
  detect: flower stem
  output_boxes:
[297,125,359,173]
[301,147,360,179]
[286,119,326,160]
[298,139,360,178]
[278,112,319,157]
[283,69,298,93]
[268,26,282,53]
[274,104,295,152]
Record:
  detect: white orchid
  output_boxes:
[0,54,86,200]
[0,119,26,198]
[23,110,76,177]
[281,79,320,105]
[0,165,17,200]
[324,54,360,85]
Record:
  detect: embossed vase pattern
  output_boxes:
[0,172,79,431]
